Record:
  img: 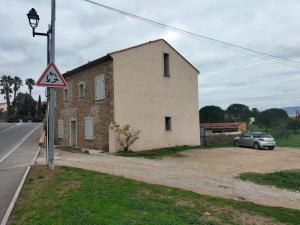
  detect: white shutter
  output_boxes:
[95,75,105,101]
[84,117,94,140]
[58,120,64,138]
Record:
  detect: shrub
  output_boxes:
[115,124,141,152]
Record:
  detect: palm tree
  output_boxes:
[25,78,35,120]
[25,78,35,97]
[0,75,14,120]
[13,76,23,99]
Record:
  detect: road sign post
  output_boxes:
[36,0,67,170]
[28,0,62,170]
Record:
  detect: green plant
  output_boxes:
[239,170,300,192]
[115,124,141,152]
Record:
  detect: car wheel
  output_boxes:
[234,140,240,147]
[253,142,261,150]
[269,147,275,150]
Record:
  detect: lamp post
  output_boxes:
[27,8,51,64]
[27,1,56,170]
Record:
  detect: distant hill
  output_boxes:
[282,106,300,116]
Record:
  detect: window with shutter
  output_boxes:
[95,74,105,101]
[78,82,85,98]
[84,117,94,140]
[58,120,64,138]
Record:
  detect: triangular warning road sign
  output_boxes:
[36,63,67,88]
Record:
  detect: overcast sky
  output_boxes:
[0,0,300,110]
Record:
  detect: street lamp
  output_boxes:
[27,8,40,31]
[27,8,50,37]
[27,8,51,62]
[27,2,56,170]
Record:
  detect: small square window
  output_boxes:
[78,82,84,98]
[165,117,172,131]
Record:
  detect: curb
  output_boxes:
[0,147,40,225]
[39,130,45,147]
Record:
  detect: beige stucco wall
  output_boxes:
[111,40,200,151]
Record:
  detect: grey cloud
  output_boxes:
[0,0,299,108]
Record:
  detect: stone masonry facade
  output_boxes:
[55,58,114,151]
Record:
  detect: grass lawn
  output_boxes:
[276,132,300,148]
[116,145,202,159]
[9,166,300,225]
[239,170,300,192]
[116,145,232,159]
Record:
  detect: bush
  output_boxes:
[115,124,141,152]
[271,125,290,139]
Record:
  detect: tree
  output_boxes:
[287,118,300,134]
[199,106,225,123]
[0,75,14,120]
[42,102,47,115]
[25,78,35,120]
[251,108,260,119]
[115,124,141,152]
[13,93,36,121]
[13,76,23,100]
[226,104,251,123]
[257,108,289,131]
[25,78,35,97]
[37,95,42,117]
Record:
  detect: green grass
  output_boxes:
[9,166,300,225]
[276,132,300,148]
[239,170,300,192]
[116,145,203,159]
[116,145,232,159]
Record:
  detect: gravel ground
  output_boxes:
[37,147,300,209]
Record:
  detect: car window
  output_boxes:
[242,132,251,137]
[252,133,262,138]
[253,133,272,138]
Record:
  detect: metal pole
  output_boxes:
[47,0,56,170]
[46,24,51,166]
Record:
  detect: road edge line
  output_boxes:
[0,125,41,163]
[0,124,20,134]
[0,146,40,225]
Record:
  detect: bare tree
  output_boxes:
[115,124,141,152]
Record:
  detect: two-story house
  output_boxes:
[55,39,200,151]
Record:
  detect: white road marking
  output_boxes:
[0,125,41,163]
[0,124,21,134]
[0,146,40,225]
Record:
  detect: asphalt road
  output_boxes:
[0,123,42,223]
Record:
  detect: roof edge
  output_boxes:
[63,38,200,77]
[110,39,199,74]
[63,54,112,77]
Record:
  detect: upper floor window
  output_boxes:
[165,117,172,131]
[95,74,105,101]
[78,82,85,98]
[63,89,68,101]
[163,53,170,77]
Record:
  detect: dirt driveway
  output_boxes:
[37,147,300,209]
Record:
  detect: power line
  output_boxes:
[81,0,300,68]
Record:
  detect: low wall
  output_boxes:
[205,132,241,146]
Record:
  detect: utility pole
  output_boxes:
[28,0,66,170]
[48,0,56,170]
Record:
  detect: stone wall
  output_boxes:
[55,59,114,151]
[205,132,241,146]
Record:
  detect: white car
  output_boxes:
[234,132,276,150]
